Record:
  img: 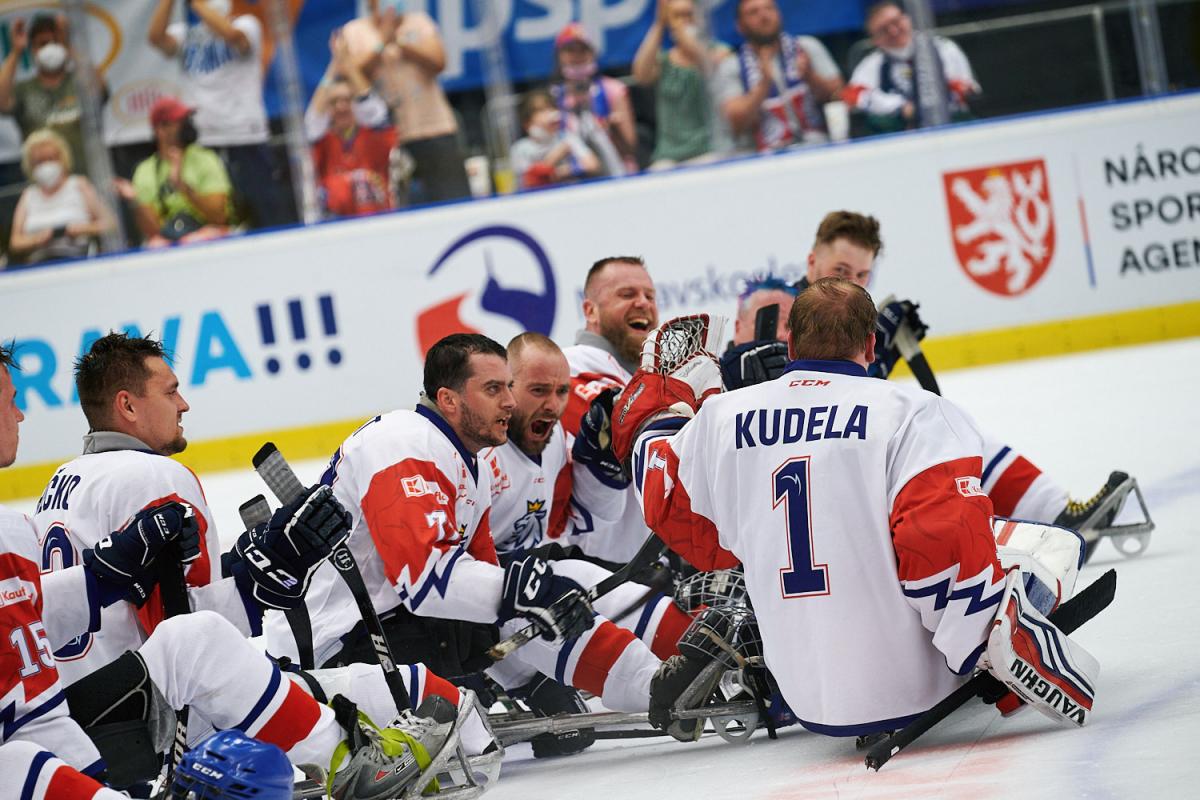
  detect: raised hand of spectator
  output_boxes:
[112,177,136,201]
[10,18,28,53]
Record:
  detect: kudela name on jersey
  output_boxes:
[735,404,868,450]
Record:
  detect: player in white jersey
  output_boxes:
[480,333,698,754]
[277,333,672,731]
[722,211,1151,560]
[16,335,487,797]
[560,256,661,563]
[613,281,1100,738]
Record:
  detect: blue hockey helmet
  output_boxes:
[171,730,293,799]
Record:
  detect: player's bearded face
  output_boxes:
[135,358,189,457]
[456,354,515,450]
[586,262,658,366]
[509,349,571,457]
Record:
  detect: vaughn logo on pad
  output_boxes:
[943,159,1056,297]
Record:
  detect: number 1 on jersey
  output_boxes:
[774,457,829,598]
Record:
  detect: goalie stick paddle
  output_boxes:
[487,532,669,660]
[865,568,1117,771]
[251,443,412,712]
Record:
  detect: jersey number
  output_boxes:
[9,622,54,677]
[774,458,829,598]
[41,524,92,659]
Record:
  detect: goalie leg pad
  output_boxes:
[985,573,1099,727]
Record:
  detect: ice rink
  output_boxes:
[14,337,1199,798]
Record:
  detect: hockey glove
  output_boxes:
[83,501,200,608]
[571,388,630,488]
[872,300,927,379]
[498,557,594,642]
[232,484,352,611]
[719,339,789,390]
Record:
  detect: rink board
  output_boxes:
[2,91,1198,498]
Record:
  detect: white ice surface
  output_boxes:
[12,338,1199,797]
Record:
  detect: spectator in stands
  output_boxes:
[306,31,397,218]
[148,0,288,229]
[713,0,844,153]
[632,0,731,169]
[7,129,114,266]
[0,14,109,175]
[845,0,979,134]
[552,23,636,175]
[511,90,603,190]
[114,96,231,248]
[341,1,471,204]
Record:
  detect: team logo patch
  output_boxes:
[401,475,449,505]
[0,576,37,609]
[943,159,1056,297]
[956,476,987,498]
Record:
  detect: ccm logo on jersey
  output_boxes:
[401,476,449,504]
[956,476,987,498]
[0,577,37,608]
[788,379,830,387]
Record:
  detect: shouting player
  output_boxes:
[723,211,1151,559]
[614,280,1100,739]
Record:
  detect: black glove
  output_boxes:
[231,484,351,611]
[719,340,789,390]
[498,556,594,641]
[872,300,927,379]
[83,501,200,608]
[571,388,629,488]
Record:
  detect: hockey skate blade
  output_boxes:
[1096,478,1155,558]
[396,691,480,800]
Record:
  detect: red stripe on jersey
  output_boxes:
[45,763,108,799]
[253,680,323,753]
[996,519,1019,546]
[361,460,462,588]
[988,457,1042,518]
[842,84,867,107]
[571,621,636,697]
[422,670,460,705]
[649,603,693,660]
[642,440,737,572]
[546,456,574,540]
[465,509,499,566]
[892,457,1003,586]
[1006,603,1093,709]
[0,552,61,700]
[564,373,625,434]
[135,493,213,636]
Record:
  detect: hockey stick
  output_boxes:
[157,549,191,789]
[487,532,668,661]
[251,443,412,712]
[865,568,1117,770]
[878,294,940,395]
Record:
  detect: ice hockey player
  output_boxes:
[721,210,1150,559]
[479,332,696,755]
[612,280,1100,740]
[278,335,669,729]
[559,256,660,562]
[17,335,482,797]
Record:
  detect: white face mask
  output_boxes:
[35,42,67,73]
[527,124,554,144]
[32,160,63,189]
[207,0,233,18]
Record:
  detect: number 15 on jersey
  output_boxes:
[774,457,830,598]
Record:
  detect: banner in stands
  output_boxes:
[2,93,1197,470]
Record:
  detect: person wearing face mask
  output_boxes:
[712,0,844,154]
[339,1,471,205]
[844,0,979,134]
[0,14,110,176]
[7,129,114,266]
[511,90,604,190]
[632,0,733,170]
[551,23,637,175]
[148,0,288,229]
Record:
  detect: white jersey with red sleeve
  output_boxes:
[30,446,252,687]
[632,359,1007,736]
[288,406,505,667]
[0,506,104,777]
[562,341,652,562]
